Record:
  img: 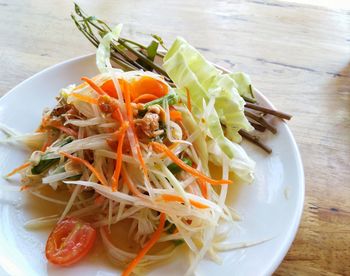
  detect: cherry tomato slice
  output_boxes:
[45,217,96,266]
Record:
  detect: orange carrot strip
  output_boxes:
[111,127,126,191]
[169,110,182,122]
[60,152,108,186]
[111,107,123,122]
[122,213,166,276]
[71,93,98,105]
[151,142,233,185]
[161,194,208,209]
[109,121,129,141]
[6,162,31,177]
[41,133,54,152]
[197,179,208,199]
[169,142,179,151]
[81,76,107,96]
[45,120,78,138]
[40,141,49,152]
[123,79,134,121]
[121,166,143,197]
[54,125,78,138]
[110,93,128,191]
[123,80,148,178]
[132,94,158,104]
[186,87,192,113]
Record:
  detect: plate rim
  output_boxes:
[0,53,305,276]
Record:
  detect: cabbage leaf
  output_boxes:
[96,24,123,73]
[163,37,255,182]
[163,37,253,144]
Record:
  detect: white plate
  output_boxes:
[0,54,304,276]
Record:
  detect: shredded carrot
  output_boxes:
[54,125,78,138]
[109,82,128,191]
[6,162,31,177]
[123,79,134,121]
[123,80,149,178]
[197,179,208,199]
[169,142,179,151]
[107,121,129,151]
[70,93,98,105]
[40,141,49,152]
[186,87,192,113]
[169,110,182,122]
[160,194,209,209]
[151,142,233,185]
[112,122,129,138]
[121,166,143,197]
[40,132,49,152]
[122,213,166,276]
[105,79,128,192]
[60,152,108,186]
[155,142,179,160]
[40,132,55,152]
[111,127,127,191]
[45,120,78,138]
[132,93,158,104]
[106,121,129,140]
[81,76,107,96]
[111,107,123,122]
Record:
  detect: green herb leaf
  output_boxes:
[168,158,192,174]
[166,222,177,234]
[144,91,178,109]
[31,159,57,175]
[67,174,82,180]
[31,136,74,175]
[173,239,184,246]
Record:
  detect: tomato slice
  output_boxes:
[101,79,118,98]
[101,79,129,99]
[101,77,168,102]
[45,217,96,266]
[131,76,168,100]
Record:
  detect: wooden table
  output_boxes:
[0,0,349,274]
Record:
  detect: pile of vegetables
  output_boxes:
[1,4,292,276]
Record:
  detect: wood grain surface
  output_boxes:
[0,0,349,275]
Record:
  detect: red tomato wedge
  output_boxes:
[45,217,96,266]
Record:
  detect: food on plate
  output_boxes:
[1,4,291,275]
